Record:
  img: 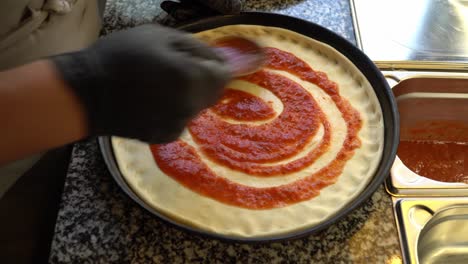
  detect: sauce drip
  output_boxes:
[151,47,363,209]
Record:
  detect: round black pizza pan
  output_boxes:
[99,12,399,243]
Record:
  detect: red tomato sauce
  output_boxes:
[151,47,363,209]
[398,140,468,183]
[212,89,275,121]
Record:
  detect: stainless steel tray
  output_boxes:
[384,71,468,197]
[351,0,468,71]
[393,198,468,264]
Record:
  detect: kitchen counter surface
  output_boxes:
[50,1,402,263]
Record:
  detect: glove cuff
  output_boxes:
[50,51,105,136]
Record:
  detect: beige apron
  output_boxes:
[0,0,102,197]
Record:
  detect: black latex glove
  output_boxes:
[51,24,231,143]
[161,0,243,22]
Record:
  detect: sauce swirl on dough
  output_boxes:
[151,48,362,209]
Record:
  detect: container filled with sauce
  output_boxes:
[382,73,468,263]
[387,75,468,196]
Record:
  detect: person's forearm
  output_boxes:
[0,60,88,165]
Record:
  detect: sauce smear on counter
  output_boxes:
[398,140,468,183]
[151,47,363,209]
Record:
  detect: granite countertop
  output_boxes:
[50,1,402,263]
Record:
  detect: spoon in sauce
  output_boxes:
[212,37,265,77]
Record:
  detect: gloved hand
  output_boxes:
[51,24,231,143]
[161,0,243,22]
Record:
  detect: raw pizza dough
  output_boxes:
[112,25,384,238]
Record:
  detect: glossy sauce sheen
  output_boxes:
[398,140,468,183]
[151,47,363,209]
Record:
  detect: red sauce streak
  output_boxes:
[151,47,363,209]
[212,89,275,121]
[398,141,468,183]
[189,70,329,172]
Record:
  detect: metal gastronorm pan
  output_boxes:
[393,198,468,264]
[385,74,468,197]
[99,12,399,242]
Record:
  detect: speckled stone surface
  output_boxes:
[50,1,402,263]
[243,0,356,44]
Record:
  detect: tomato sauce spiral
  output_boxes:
[151,48,362,209]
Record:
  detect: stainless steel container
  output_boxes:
[384,73,468,197]
[395,199,468,264]
[384,73,468,263]
[418,205,468,264]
